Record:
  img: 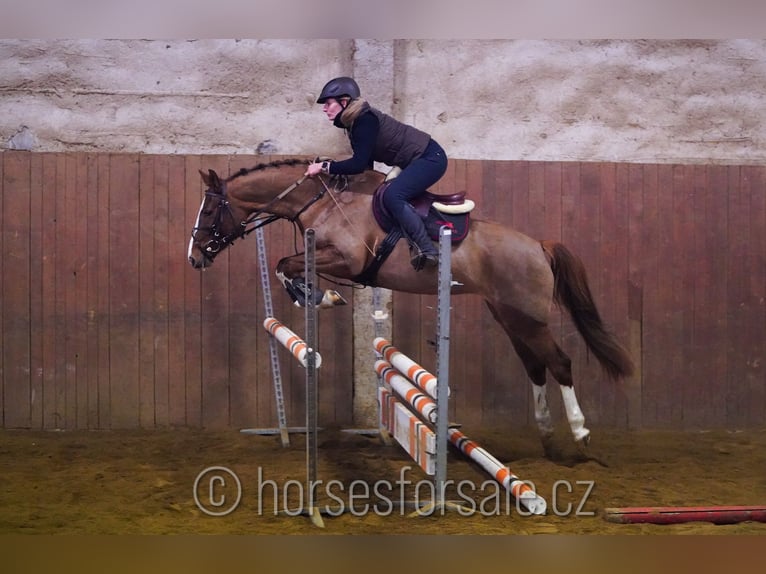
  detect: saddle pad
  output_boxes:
[372,184,470,243]
[424,207,470,242]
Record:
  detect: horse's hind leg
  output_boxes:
[508,336,555,440]
[526,330,590,444]
[487,302,590,444]
[486,303,554,443]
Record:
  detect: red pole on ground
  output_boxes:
[604,505,766,525]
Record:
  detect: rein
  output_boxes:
[193,172,332,260]
[193,169,374,288]
[239,174,314,233]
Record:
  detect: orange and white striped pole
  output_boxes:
[375,359,437,424]
[264,317,322,369]
[448,428,547,515]
[373,337,441,399]
[375,343,547,514]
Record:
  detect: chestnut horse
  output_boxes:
[187,158,633,447]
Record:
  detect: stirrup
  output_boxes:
[410,249,438,272]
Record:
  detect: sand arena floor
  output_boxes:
[1,425,765,535]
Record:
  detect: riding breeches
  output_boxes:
[381,139,448,241]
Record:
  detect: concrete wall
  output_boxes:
[3,39,765,164]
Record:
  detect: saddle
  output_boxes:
[354,169,475,285]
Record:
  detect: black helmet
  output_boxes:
[316,76,360,104]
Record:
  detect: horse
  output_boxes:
[187,157,634,449]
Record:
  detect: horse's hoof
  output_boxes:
[320,290,347,308]
[541,434,558,460]
[574,429,591,446]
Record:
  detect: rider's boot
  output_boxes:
[399,204,438,271]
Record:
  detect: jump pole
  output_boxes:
[258,229,325,528]
[243,227,375,441]
[303,228,322,527]
[604,505,766,525]
[263,317,323,369]
[374,226,461,513]
[376,357,546,515]
[374,338,440,399]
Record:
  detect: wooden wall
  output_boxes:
[394,160,766,430]
[0,152,354,430]
[1,152,764,430]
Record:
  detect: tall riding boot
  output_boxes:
[398,204,438,271]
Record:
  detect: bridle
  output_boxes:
[191,173,340,261]
[191,190,251,260]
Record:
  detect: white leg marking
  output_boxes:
[320,289,348,308]
[532,383,554,438]
[560,385,590,442]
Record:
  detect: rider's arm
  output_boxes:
[327,112,379,175]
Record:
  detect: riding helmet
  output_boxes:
[316,77,361,103]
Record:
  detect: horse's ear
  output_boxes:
[199,169,222,190]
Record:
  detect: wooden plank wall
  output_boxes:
[0,152,354,430]
[393,160,766,430]
[1,152,764,430]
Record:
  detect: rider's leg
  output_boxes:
[382,140,448,270]
[397,203,439,269]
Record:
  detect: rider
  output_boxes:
[305,76,448,270]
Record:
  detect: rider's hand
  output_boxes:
[305,162,323,177]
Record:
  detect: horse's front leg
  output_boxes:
[275,249,348,309]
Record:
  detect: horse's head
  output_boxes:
[188,158,348,269]
[187,169,247,269]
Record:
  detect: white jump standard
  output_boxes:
[375,227,547,516]
[260,228,325,528]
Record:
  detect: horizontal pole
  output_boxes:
[373,337,440,399]
[239,427,379,435]
[264,317,322,369]
[604,505,766,525]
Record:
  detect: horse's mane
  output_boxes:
[228,158,306,182]
[226,157,385,190]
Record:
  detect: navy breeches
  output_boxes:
[382,139,448,220]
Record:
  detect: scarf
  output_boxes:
[334,98,370,129]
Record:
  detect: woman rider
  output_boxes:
[305,77,448,270]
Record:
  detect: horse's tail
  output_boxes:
[542,240,635,381]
